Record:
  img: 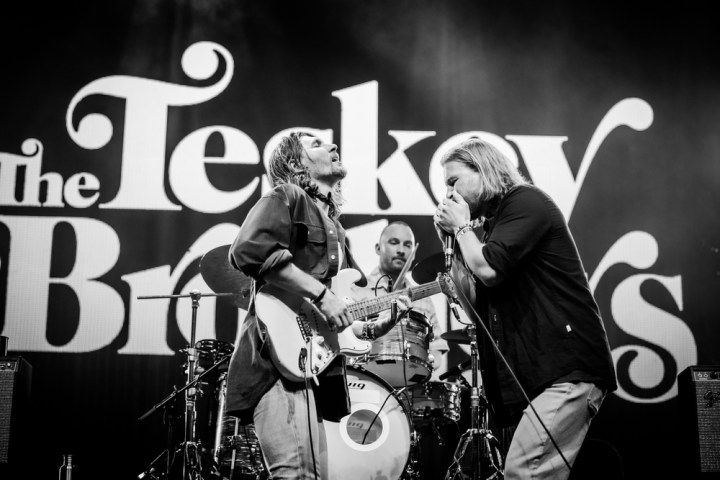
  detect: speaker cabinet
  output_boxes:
[0,357,32,465]
[679,365,720,477]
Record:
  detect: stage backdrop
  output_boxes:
[1,1,719,479]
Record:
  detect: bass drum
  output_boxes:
[325,367,413,480]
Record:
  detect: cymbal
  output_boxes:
[440,328,474,344]
[411,252,445,284]
[199,244,252,309]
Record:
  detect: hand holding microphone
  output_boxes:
[434,191,471,271]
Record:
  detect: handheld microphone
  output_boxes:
[439,359,471,380]
[444,233,454,272]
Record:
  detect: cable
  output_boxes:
[453,284,573,473]
[361,386,407,445]
[302,358,319,480]
[397,301,410,389]
[373,274,392,295]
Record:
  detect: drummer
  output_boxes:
[351,221,448,370]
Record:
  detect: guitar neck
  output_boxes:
[347,281,441,320]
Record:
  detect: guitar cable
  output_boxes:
[302,368,320,480]
[301,335,319,479]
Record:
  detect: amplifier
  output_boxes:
[678,365,720,477]
[0,356,32,465]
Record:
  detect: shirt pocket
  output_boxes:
[294,222,328,277]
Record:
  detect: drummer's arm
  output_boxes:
[352,295,411,340]
[351,314,392,340]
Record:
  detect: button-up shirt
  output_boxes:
[226,183,364,423]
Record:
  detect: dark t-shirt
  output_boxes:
[460,184,617,425]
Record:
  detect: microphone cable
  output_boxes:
[451,280,573,473]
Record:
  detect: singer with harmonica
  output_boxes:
[433,138,617,480]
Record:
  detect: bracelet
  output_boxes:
[361,321,376,341]
[455,223,474,239]
[312,286,328,305]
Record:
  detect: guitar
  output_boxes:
[255,268,456,382]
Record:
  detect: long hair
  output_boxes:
[440,138,527,202]
[267,131,343,218]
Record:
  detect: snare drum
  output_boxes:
[355,310,433,387]
[325,367,413,480]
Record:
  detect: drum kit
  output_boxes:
[136,248,504,480]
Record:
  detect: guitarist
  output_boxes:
[225,132,406,479]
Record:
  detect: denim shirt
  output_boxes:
[230,183,345,283]
[226,183,363,423]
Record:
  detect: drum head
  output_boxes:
[324,367,412,480]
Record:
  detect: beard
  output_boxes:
[333,163,347,179]
[382,257,405,276]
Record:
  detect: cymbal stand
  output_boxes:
[182,290,202,480]
[138,353,231,478]
[444,323,504,480]
[137,289,234,480]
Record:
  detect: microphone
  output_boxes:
[439,359,471,380]
[444,232,454,272]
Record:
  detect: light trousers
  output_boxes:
[253,377,328,479]
[503,381,606,480]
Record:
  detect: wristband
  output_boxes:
[455,223,474,240]
[361,321,376,341]
[312,286,328,305]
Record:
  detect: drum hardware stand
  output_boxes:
[443,323,504,480]
[211,372,228,470]
[59,454,74,480]
[137,290,235,480]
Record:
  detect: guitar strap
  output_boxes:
[342,237,368,288]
